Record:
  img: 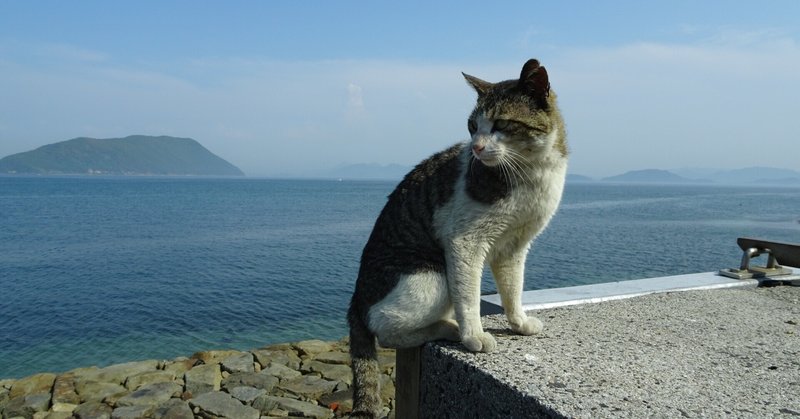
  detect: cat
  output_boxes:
[347,58,568,418]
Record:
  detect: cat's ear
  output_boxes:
[462,73,493,96]
[518,59,550,106]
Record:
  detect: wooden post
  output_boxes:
[395,346,421,419]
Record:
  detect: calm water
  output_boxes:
[1,176,799,378]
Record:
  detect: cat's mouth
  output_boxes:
[473,153,502,167]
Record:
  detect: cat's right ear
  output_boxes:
[463,73,492,96]
[518,59,550,107]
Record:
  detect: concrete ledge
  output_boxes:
[420,285,800,418]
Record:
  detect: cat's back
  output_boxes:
[386,143,464,208]
[353,143,465,308]
[365,142,466,249]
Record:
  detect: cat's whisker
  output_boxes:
[468,155,479,180]
[500,157,521,190]
[502,153,532,186]
[499,159,516,191]
[504,151,537,185]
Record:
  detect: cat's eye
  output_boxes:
[467,119,477,134]
[492,119,510,131]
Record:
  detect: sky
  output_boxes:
[1,1,799,178]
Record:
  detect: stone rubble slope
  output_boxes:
[0,338,397,419]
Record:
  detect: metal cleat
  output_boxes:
[719,238,800,284]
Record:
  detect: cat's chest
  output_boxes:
[497,160,566,216]
[435,159,566,244]
[498,171,564,231]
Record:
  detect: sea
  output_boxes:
[1,175,799,379]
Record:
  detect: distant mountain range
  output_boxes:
[671,167,800,185]
[326,164,800,186]
[590,167,800,185]
[321,163,411,180]
[0,135,244,176]
[600,169,702,184]
[4,136,796,185]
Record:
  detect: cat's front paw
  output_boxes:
[510,316,543,336]
[462,332,497,353]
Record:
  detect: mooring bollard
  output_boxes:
[395,346,421,419]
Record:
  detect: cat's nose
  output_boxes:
[472,144,485,155]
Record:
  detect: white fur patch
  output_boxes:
[367,271,452,343]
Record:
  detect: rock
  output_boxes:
[251,393,278,413]
[152,399,193,419]
[252,349,301,370]
[221,372,278,392]
[254,395,334,419]
[189,391,259,419]
[293,340,334,357]
[51,402,78,413]
[110,404,155,419]
[73,401,113,419]
[261,363,302,380]
[313,351,351,365]
[41,411,74,419]
[183,363,221,396]
[0,388,8,411]
[260,342,294,351]
[380,373,395,404]
[190,350,242,366]
[26,392,51,412]
[75,381,128,404]
[116,381,181,407]
[162,358,195,377]
[0,379,16,390]
[305,361,353,386]
[67,366,100,383]
[319,390,354,415]
[72,361,159,386]
[378,352,396,374]
[101,389,129,408]
[124,370,176,390]
[278,375,339,401]
[220,352,254,374]
[227,386,266,404]
[52,374,80,405]
[9,373,56,399]
[3,393,50,418]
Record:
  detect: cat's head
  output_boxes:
[463,59,567,168]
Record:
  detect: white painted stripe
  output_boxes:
[481,272,769,312]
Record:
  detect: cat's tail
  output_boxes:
[348,303,382,418]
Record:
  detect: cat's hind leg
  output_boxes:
[367,271,459,349]
[376,319,460,348]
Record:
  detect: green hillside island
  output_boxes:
[0,135,244,176]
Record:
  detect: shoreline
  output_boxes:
[0,337,395,419]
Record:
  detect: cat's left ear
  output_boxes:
[463,73,493,96]
[518,59,550,107]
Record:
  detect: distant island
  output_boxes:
[597,167,800,185]
[601,169,699,184]
[0,135,244,176]
[562,167,800,186]
[566,174,594,183]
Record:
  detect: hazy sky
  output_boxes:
[1,1,798,177]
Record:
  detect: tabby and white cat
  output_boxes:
[348,59,568,417]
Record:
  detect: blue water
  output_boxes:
[1,176,799,378]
